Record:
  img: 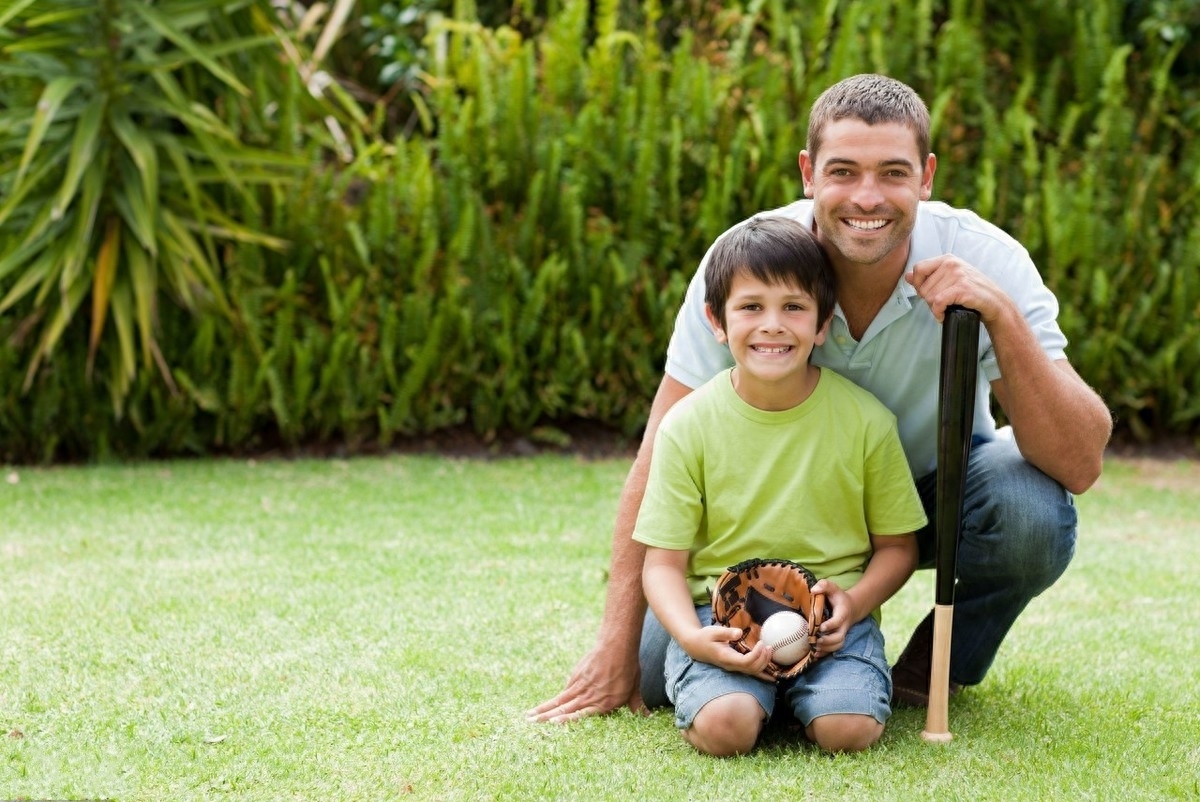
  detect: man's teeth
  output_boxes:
[753,346,792,353]
[846,218,887,230]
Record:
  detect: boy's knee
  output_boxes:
[805,714,883,753]
[684,693,765,757]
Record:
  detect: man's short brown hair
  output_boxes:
[806,74,931,164]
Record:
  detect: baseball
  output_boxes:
[761,611,810,666]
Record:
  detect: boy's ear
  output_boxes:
[814,314,832,346]
[704,303,727,344]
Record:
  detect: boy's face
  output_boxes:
[798,118,936,270]
[705,271,830,404]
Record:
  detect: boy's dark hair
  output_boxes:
[704,216,837,331]
[806,73,931,165]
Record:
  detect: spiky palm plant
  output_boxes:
[0,0,306,409]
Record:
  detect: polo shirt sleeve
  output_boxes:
[664,254,733,389]
[975,245,1069,384]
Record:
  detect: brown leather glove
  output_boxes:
[711,558,828,681]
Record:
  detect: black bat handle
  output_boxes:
[935,305,981,606]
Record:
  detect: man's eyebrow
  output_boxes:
[822,156,918,170]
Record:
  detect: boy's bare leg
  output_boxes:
[684,693,765,757]
[805,714,884,753]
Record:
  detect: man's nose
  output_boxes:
[849,174,885,210]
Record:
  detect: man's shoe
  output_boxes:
[890,610,962,708]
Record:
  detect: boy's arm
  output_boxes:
[644,547,774,678]
[812,534,918,652]
[843,533,919,622]
[642,547,702,642]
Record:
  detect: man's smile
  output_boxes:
[844,217,890,231]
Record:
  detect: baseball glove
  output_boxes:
[710,558,828,681]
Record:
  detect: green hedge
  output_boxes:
[0,0,1197,462]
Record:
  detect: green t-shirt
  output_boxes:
[633,368,927,608]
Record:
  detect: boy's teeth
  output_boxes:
[754,346,791,353]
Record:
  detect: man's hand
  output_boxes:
[525,641,645,723]
[905,254,1010,325]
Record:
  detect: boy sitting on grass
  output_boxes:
[634,216,926,755]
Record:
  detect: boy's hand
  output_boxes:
[682,625,776,681]
[810,579,854,656]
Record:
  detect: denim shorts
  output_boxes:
[664,605,892,730]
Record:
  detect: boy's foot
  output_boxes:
[890,610,962,708]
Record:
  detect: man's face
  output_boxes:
[799,119,936,269]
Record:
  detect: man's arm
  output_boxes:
[987,307,1111,493]
[907,255,1112,494]
[525,375,695,723]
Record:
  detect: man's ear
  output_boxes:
[920,152,937,200]
[704,303,727,344]
[799,150,815,198]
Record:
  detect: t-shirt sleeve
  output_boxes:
[632,423,705,551]
[862,415,928,535]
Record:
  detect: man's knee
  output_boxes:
[684,693,765,757]
[965,439,1077,583]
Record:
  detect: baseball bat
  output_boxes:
[921,305,980,744]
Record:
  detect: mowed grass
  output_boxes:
[2,452,1197,801]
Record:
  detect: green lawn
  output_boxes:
[2,453,1197,800]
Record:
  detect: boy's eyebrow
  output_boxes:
[728,289,815,300]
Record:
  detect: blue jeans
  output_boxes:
[639,433,1077,706]
[665,606,892,729]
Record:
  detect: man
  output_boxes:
[527,74,1112,723]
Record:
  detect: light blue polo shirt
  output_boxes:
[664,200,1068,478]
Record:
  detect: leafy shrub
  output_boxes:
[0,0,1196,462]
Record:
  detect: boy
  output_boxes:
[633,216,926,755]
